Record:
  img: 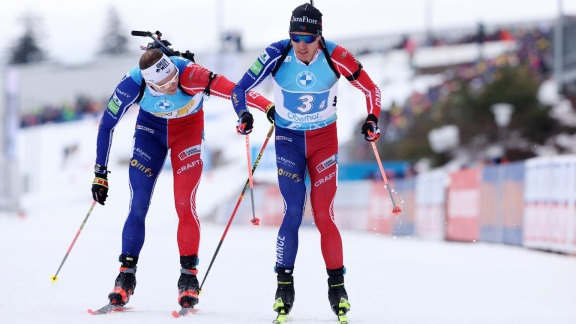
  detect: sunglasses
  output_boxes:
[147,68,179,91]
[289,33,318,44]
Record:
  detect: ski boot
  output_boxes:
[177,255,200,308]
[108,254,138,306]
[328,266,351,321]
[273,267,295,323]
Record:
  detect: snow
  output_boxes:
[2,37,576,323]
[2,203,576,323]
[2,105,576,323]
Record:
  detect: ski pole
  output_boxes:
[51,200,97,282]
[245,134,259,226]
[200,124,274,292]
[371,142,402,214]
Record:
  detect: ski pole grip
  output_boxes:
[131,30,151,37]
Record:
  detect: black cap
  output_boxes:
[289,3,323,35]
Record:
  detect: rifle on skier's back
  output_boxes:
[131,30,195,62]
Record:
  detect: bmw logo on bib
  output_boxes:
[296,71,316,89]
[156,99,174,110]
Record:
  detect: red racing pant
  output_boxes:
[121,109,204,258]
[274,122,343,270]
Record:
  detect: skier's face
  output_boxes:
[290,32,319,64]
[147,67,179,95]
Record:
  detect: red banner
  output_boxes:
[446,168,481,242]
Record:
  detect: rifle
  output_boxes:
[131,30,195,62]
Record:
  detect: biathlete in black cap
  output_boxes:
[231,3,383,323]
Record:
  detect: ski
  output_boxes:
[272,308,288,323]
[337,309,349,324]
[87,303,132,315]
[172,307,198,318]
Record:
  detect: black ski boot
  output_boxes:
[177,255,200,308]
[108,254,138,306]
[273,267,295,315]
[327,267,351,315]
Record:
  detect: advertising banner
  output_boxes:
[523,155,576,253]
[446,167,481,242]
[415,169,448,240]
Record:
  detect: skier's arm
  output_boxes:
[95,72,142,173]
[330,45,381,118]
[180,63,274,114]
[232,41,287,116]
[92,72,141,205]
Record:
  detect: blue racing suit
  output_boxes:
[95,56,273,259]
[232,39,381,270]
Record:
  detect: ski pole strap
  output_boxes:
[93,177,109,188]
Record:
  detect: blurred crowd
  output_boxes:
[383,25,552,140]
[18,23,554,158]
[20,95,106,128]
[343,22,554,177]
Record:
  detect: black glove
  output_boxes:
[92,172,109,205]
[236,111,254,135]
[266,105,276,124]
[361,114,381,142]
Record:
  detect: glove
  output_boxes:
[236,111,254,135]
[361,114,381,142]
[266,105,276,124]
[92,172,109,205]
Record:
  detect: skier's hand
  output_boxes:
[91,172,109,205]
[236,111,254,135]
[361,114,380,142]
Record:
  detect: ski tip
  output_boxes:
[173,307,198,317]
[87,304,132,315]
[88,307,109,315]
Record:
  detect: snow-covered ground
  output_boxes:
[2,195,576,324]
[2,103,576,324]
